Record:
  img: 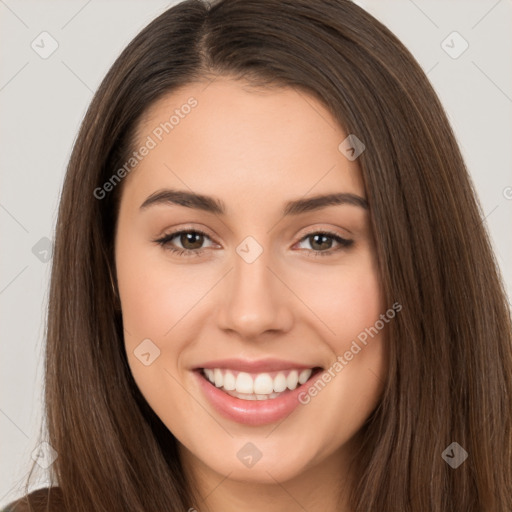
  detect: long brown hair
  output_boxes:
[11,0,512,510]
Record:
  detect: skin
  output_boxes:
[115,77,388,512]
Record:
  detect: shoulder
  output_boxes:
[1,487,65,512]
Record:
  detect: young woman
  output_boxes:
[4,0,512,510]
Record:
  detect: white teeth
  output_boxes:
[286,370,299,390]
[273,373,288,392]
[214,368,223,388]
[253,373,274,394]
[235,372,254,394]
[202,367,316,398]
[204,368,214,383]
[223,371,236,391]
[298,368,312,385]
[225,389,282,400]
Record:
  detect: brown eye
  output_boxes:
[296,231,354,257]
[309,233,334,251]
[179,231,205,250]
[154,229,214,257]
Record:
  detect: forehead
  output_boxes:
[122,78,365,208]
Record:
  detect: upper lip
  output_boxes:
[195,358,321,373]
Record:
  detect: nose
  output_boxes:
[216,246,294,339]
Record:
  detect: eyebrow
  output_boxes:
[139,188,368,215]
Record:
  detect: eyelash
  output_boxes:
[153,229,354,258]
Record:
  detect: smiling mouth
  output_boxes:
[198,367,323,401]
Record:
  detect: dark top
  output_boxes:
[1,487,64,512]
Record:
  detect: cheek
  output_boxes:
[291,252,383,344]
[290,251,386,406]
[291,262,387,445]
[115,238,196,421]
[115,235,217,398]
[115,235,201,339]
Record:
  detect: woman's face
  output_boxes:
[115,78,388,485]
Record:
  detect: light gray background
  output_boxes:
[1,0,511,505]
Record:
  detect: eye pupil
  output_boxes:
[311,234,332,251]
[182,232,204,250]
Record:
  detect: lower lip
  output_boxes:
[193,369,321,426]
